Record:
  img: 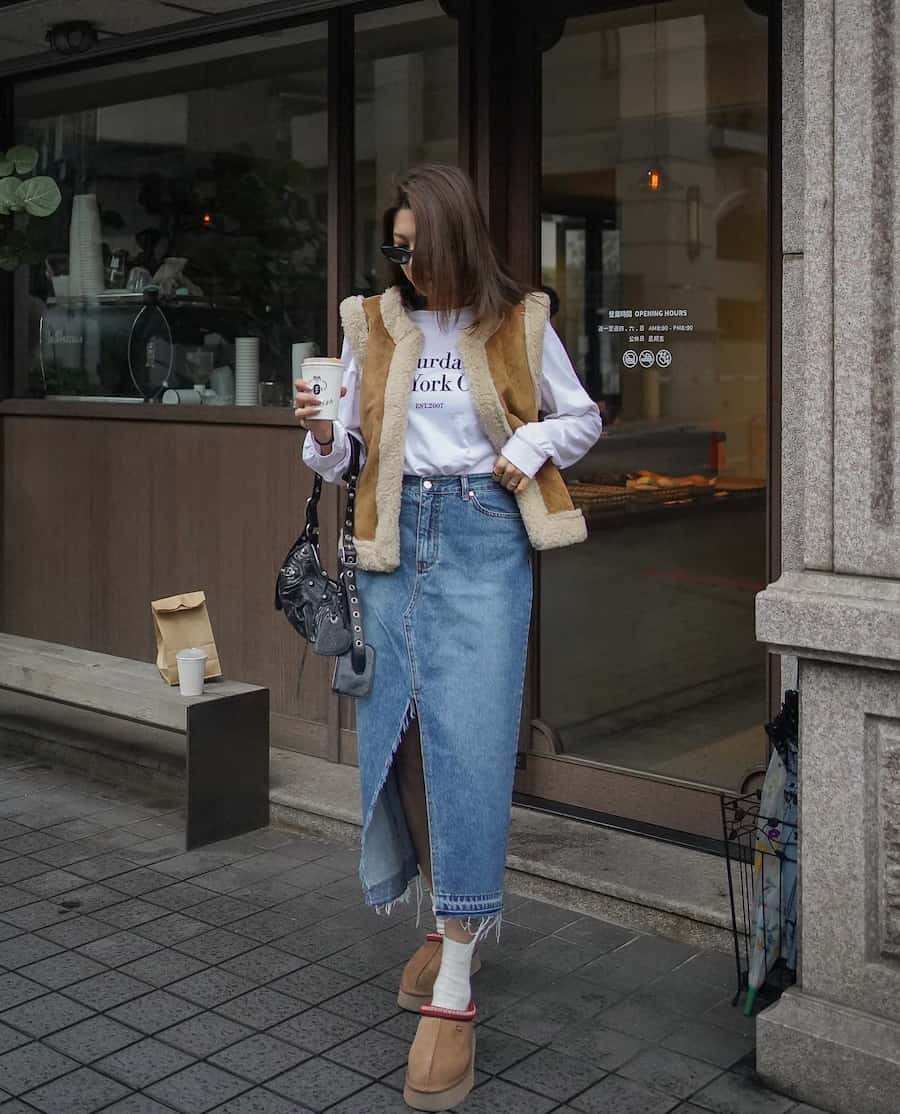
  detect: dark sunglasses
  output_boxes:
[380,244,414,265]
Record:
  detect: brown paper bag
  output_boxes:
[151,591,222,685]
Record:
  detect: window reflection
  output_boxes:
[539,0,769,792]
[15,24,328,404]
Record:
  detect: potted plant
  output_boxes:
[0,144,62,270]
[0,146,66,398]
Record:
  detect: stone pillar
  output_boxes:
[754,2,900,1111]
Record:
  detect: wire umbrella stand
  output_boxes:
[721,789,798,1009]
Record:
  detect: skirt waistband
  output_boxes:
[401,473,500,495]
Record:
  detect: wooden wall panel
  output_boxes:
[90,420,155,658]
[4,417,93,646]
[1,413,338,757]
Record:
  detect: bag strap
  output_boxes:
[300,436,365,675]
[302,434,359,545]
[339,438,367,675]
[302,472,324,546]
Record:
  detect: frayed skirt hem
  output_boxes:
[365,880,504,944]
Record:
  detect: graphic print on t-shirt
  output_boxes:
[403,308,498,475]
[412,351,470,410]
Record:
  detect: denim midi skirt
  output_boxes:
[355,473,533,924]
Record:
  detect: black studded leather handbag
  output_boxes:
[274,437,375,697]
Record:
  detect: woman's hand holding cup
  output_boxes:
[294,379,347,447]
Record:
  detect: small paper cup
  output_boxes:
[301,357,344,421]
[176,648,208,696]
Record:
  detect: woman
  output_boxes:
[295,163,602,1111]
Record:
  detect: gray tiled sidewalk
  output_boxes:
[0,747,826,1114]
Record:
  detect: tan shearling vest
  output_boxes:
[339,285,587,572]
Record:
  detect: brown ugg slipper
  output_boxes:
[403,1000,477,1111]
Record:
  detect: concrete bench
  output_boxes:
[0,633,269,849]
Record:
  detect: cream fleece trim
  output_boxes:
[517,485,588,548]
[365,287,424,571]
[523,291,549,409]
[457,326,509,452]
[355,538,394,573]
[339,295,369,367]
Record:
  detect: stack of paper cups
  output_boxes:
[234,337,259,406]
[291,342,317,406]
[68,194,104,298]
[291,342,317,377]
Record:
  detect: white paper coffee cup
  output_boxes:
[176,647,208,696]
[162,388,203,405]
[302,357,344,420]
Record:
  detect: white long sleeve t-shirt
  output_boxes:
[301,307,602,482]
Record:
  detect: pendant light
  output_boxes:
[640,4,682,193]
[46,22,99,55]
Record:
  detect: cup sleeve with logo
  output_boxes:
[301,338,368,484]
[499,324,603,478]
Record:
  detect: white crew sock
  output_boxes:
[430,934,476,1011]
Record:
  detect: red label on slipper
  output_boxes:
[420,1000,476,1022]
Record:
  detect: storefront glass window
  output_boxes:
[353,1,459,295]
[13,23,328,403]
[539,0,769,793]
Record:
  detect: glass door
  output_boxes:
[518,0,772,842]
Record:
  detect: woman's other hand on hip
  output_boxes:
[492,455,530,493]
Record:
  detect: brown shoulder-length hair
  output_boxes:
[382,163,531,335]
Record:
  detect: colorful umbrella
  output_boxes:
[743,691,798,1016]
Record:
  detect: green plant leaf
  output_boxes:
[17,176,61,217]
[6,145,38,175]
[0,176,22,214]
